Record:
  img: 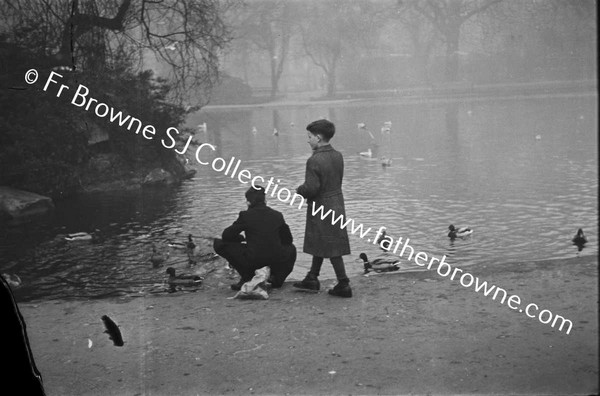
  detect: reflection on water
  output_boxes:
[1,95,597,302]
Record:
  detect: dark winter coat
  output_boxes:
[221,202,293,266]
[296,144,351,258]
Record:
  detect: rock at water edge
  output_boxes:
[0,186,55,219]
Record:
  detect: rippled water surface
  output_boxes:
[1,94,597,301]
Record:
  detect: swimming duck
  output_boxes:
[186,235,196,251]
[2,273,22,288]
[381,157,392,167]
[65,232,93,241]
[251,126,258,134]
[535,134,542,140]
[448,224,473,239]
[375,230,391,251]
[572,228,587,246]
[358,253,400,274]
[165,267,202,292]
[186,237,203,266]
[150,245,168,268]
[381,121,392,134]
[273,128,279,136]
[357,122,367,130]
[168,234,196,250]
[359,148,373,158]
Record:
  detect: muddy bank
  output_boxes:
[18,254,599,395]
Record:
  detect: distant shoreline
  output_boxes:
[202,79,597,111]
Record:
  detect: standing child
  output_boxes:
[294,119,352,297]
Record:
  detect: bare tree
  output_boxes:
[391,5,441,84]
[475,0,596,82]
[407,0,503,81]
[300,0,380,97]
[231,0,296,100]
[1,0,233,105]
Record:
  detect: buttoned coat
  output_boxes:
[296,144,351,257]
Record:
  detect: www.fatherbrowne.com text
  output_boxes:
[32,69,574,335]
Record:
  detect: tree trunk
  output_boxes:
[326,67,336,97]
[270,56,278,100]
[444,25,460,82]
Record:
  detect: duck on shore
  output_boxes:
[448,224,473,239]
[358,253,400,274]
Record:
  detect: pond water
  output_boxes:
[1,93,597,302]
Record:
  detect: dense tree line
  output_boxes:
[224,0,596,97]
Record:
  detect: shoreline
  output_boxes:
[201,80,597,111]
[18,254,598,395]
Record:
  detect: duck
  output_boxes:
[358,253,400,274]
[572,228,587,246]
[186,234,196,251]
[186,236,205,265]
[251,126,258,134]
[197,123,207,133]
[273,128,279,136]
[381,121,392,134]
[65,232,93,241]
[2,273,22,288]
[357,123,375,139]
[150,245,168,268]
[359,148,373,158]
[535,134,542,140]
[168,234,196,250]
[375,230,390,251]
[381,157,392,167]
[165,267,202,292]
[448,224,473,239]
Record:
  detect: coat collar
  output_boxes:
[248,201,267,210]
[313,144,333,154]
